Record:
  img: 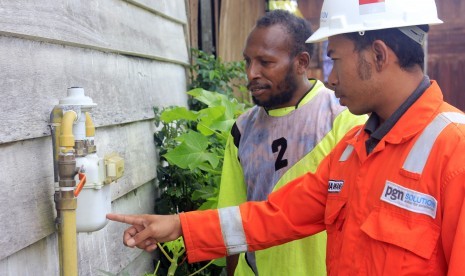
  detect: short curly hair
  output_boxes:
[256,9,314,59]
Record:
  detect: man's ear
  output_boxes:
[371,40,390,72]
[295,52,311,75]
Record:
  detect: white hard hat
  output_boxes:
[306,0,443,43]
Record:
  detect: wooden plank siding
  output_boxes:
[0,37,187,144]
[126,0,188,24]
[188,0,200,50]
[427,0,465,111]
[0,182,156,275]
[0,0,188,64]
[0,0,190,274]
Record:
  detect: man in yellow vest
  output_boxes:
[217,9,366,275]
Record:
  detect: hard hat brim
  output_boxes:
[306,19,443,43]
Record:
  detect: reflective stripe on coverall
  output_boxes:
[180,81,465,275]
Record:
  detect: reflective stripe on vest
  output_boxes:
[403,112,465,174]
[218,206,248,255]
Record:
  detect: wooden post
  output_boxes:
[200,0,214,54]
[188,0,200,50]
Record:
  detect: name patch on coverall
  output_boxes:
[381,181,437,218]
[328,180,344,193]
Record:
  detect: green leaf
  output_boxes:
[197,106,226,135]
[163,237,185,253]
[212,257,226,267]
[191,185,217,201]
[197,197,218,210]
[188,88,224,107]
[160,107,198,122]
[163,131,219,170]
[209,70,216,80]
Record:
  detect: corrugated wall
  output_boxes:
[0,0,189,275]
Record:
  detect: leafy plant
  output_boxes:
[153,89,246,275]
[154,88,247,212]
[188,48,248,110]
[153,48,248,275]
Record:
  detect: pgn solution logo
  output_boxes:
[380,181,437,219]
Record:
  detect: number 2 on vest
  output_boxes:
[272,137,288,171]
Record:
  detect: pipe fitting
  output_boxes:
[58,154,76,187]
[74,140,86,157]
[55,192,77,210]
[85,139,96,154]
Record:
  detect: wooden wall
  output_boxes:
[428,0,465,111]
[0,0,189,275]
[217,0,266,62]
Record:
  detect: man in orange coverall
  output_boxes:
[107,0,465,274]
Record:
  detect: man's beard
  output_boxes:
[252,67,298,109]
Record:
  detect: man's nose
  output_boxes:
[247,61,261,80]
[327,68,338,88]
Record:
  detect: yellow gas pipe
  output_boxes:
[56,110,78,276]
[60,111,78,151]
[85,112,95,137]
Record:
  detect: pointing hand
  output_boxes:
[106,213,182,252]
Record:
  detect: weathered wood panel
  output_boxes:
[0,234,59,275]
[0,36,188,144]
[0,137,56,261]
[218,0,265,62]
[427,1,465,111]
[0,181,156,276]
[0,121,159,261]
[0,0,189,272]
[427,56,465,111]
[0,0,188,64]
[95,122,158,201]
[188,0,200,50]
[127,0,188,23]
[120,251,156,276]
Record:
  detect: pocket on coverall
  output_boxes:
[325,197,347,262]
[360,207,441,274]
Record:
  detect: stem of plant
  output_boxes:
[187,260,215,276]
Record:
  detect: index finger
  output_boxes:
[107,213,144,226]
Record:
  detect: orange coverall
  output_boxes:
[180,81,465,275]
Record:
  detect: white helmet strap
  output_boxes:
[398,26,426,45]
